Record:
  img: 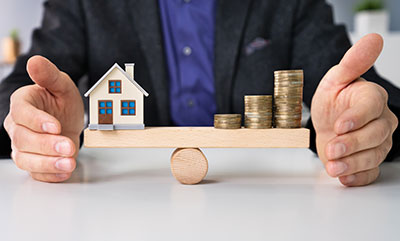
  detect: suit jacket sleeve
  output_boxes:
[291,0,400,161]
[0,0,87,158]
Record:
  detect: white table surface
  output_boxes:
[1,147,400,241]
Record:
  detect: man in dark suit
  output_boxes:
[0,0,399,186]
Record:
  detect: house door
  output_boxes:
[98,100,113,124]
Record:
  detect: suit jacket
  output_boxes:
[1,0,400,159]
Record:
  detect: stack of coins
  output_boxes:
[244,95,273,129]
[274,70,304,128]
[214,114,242,129]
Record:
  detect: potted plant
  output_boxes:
[354,0,389,35]
[2,29,21,64]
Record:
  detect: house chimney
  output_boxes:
[125,63,135,80]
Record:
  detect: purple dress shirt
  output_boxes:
[158,0,217,126]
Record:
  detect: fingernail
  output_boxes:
[55,141,72,155]
[55,158,72,171]
[42,122,58,134]
[328,143,347,159]
[329,161,348,176]
[55,173,69,179]
[343,174,356,184]
[339,121,354,134]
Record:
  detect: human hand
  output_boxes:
[311,34,398,187]
[3,56,84,182]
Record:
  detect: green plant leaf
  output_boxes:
[9,29,19,41]
[354,0,384,12]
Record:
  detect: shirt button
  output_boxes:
[183,0,191,3]
[183,46,192,56]
[187,100,194,107]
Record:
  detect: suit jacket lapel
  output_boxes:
[126,0,170,125]
[214,0,253,113]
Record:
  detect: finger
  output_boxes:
[385,105,399,133]
[10,124,75,157]
[319,34,383,91]
[11,150,76,173]
[334,82,387,135]
[326,117,391,160]
[10,89,61,134]
[325,137,392,177]
[3,113,13,134]
[339,167,380,187]
[30,172,72,183]
[27,55,75,97]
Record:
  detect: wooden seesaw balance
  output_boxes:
[84,127,310,184]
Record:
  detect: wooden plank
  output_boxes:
[84,127,310,148]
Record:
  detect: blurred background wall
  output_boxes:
[327,0,400,31]
[0,0,44,56]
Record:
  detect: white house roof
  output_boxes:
[84,63,149,97]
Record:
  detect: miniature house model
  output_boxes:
[84,63,149,130]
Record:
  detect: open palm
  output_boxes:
[311,34,398,186]
[4,56,84,182]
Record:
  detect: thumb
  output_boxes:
[27,55,76,96]
[320,33,383,91]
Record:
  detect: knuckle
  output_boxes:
[369,83,388,102]
[379,86,389,102]
[381,139,392,159]
[9,89,19,103]
[11,142,17,151]
[374,140,391,164]
[32,114,43,127]
[9,104,18,120]
[10,151,16,160]
[366,152,378,169]
[11,127,23,148]
[3,114,12,132]
[375,147,385,165]
[60,71,71,80]
[12,152,24,170]
[368,168,380,184]
[365,84,386,111]
[387,137,393,148]
[9,88,26,110]
[15,161,24,170]
[390,112,398,131]
[345,134,359,153]
[38,137,52,155]
[342,156,360,174]
[31,157,46,172]
[376,122,390,142]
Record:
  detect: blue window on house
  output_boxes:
[109,80,121,94]
[99,100,113,116]
[121,100,136,116]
